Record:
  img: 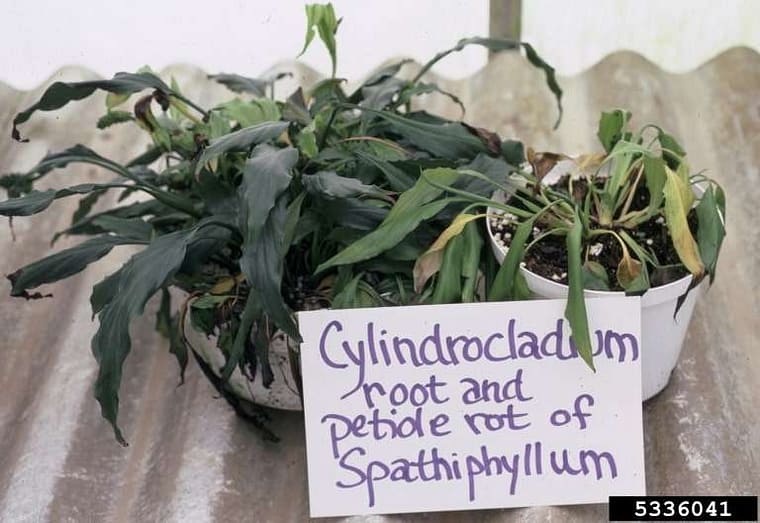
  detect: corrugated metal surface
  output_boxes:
[0,49,758,522]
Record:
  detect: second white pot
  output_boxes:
[487,215,703,401]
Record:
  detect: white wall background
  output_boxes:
[0,0,758,89]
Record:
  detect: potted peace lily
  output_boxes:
[0,4,563,444]
[429,110,726,399]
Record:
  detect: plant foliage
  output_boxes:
[0,4,563,444]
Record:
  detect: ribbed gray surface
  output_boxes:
[0,49,758,522]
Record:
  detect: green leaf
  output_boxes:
[209,72,291,97]
[460,221,483,302]
[215,98,281,128]
[597,109,631,153]
[156,289,188,383]
[299,3,340,77]
[7,235,138,299]
[91,216,153,241]
[355,153,415,192]
[431,231,465,304]
[13,72,172,141]
[296,126,319,158]
[238,145,299,340]
[488,217,535,301]
[97,110,134,130]
[565,210,594,370]
[91,226,212,444]
[303,171,389,201]
[397,82,466,116]
[695,185,726,284]
[316,168,460,272]
[0,183,120,217]
[194,121,288,174]
[360,108,487,159]
[642,156,666,218]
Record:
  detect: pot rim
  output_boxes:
[486,184,704,305]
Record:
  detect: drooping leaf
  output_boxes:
[663,168,704,277]
[156,288,188,383]
[0,184,122,217]
[194,121,289,174]
[415,37,562,128]
[397,82,466,116]
[582,260,610,291]
[8,235,138,299]
[237,145,299,340]
[355,153,415,192]
[564,211,594,370]
[281,87,312,125]
[13,72,173,141]
[92,227,210,445]
[695,185,726,284]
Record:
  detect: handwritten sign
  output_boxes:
[298,298,645,517]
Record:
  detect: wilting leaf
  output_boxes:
[13,72,172,141]
[564,211,594,370]
[463,123,501,156]
[238,145,299,340]
[501,140,525,166]
[663,168,704,277]
[527,148,563,185]
[582,260,610,291]
[92,227,208,445]
[616,249,643,289]
[597,109,631,153]
[414,213,484,292]
[317,168,460,272]
[695,185,726,284]
[8,235,138,298]
[415,37,562,128]
[194,121,288,174]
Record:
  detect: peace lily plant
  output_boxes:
[0,4,564,444]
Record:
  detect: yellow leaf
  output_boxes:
[664,169,704,277]
[209,273,245,295]
[413,213,485,292]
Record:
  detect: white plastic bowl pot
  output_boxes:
[183,306,303,410]
[487,196,704,401]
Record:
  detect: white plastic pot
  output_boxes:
[487,201,704,401]
[184,311,303,410]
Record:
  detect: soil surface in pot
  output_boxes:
[491,175,696,291]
